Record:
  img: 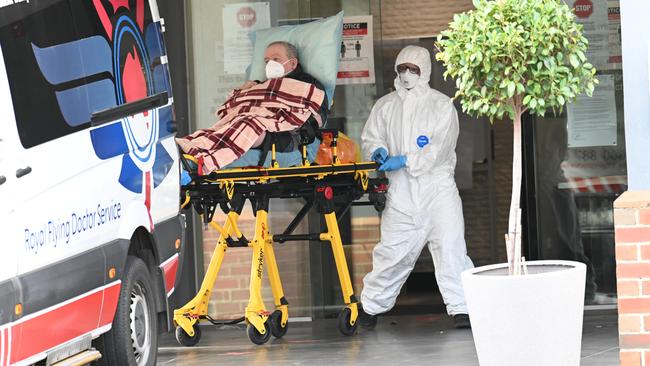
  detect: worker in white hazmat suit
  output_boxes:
[358,45,474,329]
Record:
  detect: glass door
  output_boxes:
[528,1,624,306]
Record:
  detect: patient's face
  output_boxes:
[264,44,298,74]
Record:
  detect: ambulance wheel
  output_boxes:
[269,310,288,338]
[94,256,158,366]
[247,321,271,345]
[337,307,358,336]
[175,325,201,347]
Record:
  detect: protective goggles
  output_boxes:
[396,64,421,75]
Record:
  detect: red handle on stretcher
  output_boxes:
[198,156,204,176]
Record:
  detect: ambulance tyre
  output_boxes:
[95,256,158,366]
[175,325,201,347]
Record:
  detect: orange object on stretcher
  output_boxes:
[315,132,361,165]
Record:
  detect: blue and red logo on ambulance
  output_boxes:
[31,0,175,229]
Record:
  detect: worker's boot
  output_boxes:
[453,313,471,329]
[358,303,378,329]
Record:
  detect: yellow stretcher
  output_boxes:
[173,130,387,346]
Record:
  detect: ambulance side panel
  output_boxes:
[0,0,182,364]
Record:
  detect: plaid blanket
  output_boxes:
[176,77,325,173]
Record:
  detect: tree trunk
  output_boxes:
[506,110,523,275]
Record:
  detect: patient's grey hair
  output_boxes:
[268,41,298,60]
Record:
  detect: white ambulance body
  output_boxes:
[0,0,184,365]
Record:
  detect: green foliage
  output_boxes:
[435,0,598,121]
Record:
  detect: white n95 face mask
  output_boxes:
[399,70,420,89]
[265,59,290,79]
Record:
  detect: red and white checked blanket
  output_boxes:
[176,77,325,174]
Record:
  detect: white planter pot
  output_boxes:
[462,260,586,366]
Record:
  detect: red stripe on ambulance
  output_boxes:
[99,281,122,327]
[8,282,121,365]
[1,327,7,366]
[160,253,179,296]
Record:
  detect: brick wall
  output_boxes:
[491,119,514,263]
[350,216,381,294]
[462,117,512,266]
[614,191,650,366]
[203,200,312,319]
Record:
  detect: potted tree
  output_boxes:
[435,0,598,365]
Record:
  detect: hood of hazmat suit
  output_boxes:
[361,45,460,215]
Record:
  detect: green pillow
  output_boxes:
[248,11,344,106]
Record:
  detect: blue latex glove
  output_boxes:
[180,169,192,186]
[371,147,388,164]
[378,155,406,171]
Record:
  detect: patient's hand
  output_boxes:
[239,80,258,90]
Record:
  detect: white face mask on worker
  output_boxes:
[265,59,290,79]
[399,70,420,89]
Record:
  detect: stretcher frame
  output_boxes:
[173,130,387,346]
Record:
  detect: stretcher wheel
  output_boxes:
[269,310,288,338]
[337,307,358,336]
[175,325,201,347]
[247,321,271,345]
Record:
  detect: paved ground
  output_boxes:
[157,310,619,365]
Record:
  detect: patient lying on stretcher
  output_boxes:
[176,41,329,177]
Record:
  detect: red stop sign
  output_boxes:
[573,0,593,18]
[237,6,257,28]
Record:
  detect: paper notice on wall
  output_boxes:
[567,74,617,147]
[607,0,621,69]
[567,0,609,70]
[337,16,375,85]
[222,2,270,75]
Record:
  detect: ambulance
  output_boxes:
[0,0,184,365]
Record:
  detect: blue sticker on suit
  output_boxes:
[417,135,429,148]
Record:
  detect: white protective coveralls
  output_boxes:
[360,45,474,316]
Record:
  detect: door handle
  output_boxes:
[91,92,168,127]
[0,176,5,185]
[16,166,32,178]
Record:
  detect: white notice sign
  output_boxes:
[222,3,270,75]
[567,74,617,147]
[568,0,609,70]
[607,0,621,69]
[337,16,375,85]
